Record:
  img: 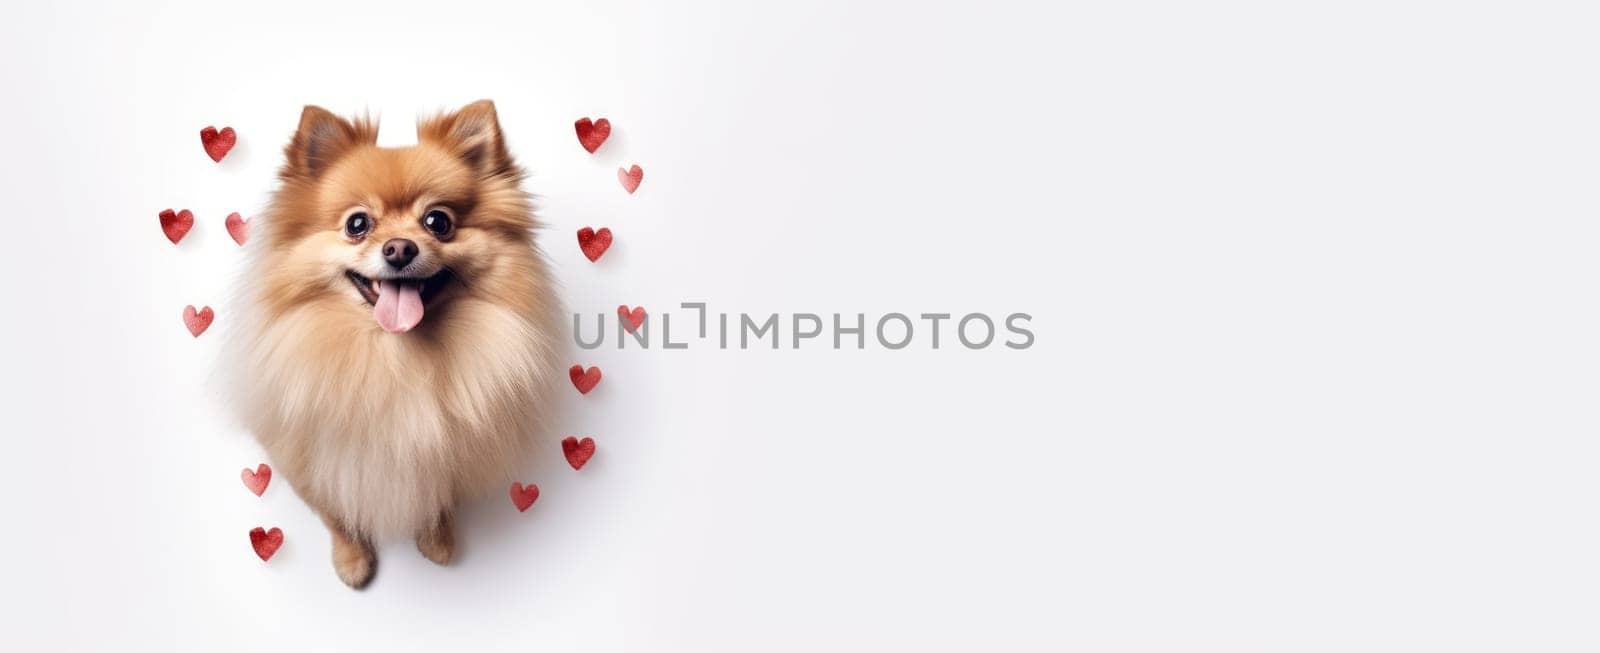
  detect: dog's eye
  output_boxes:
[422,209,453,238]
[345,212,371,238]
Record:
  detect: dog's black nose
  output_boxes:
[382,238,419,269]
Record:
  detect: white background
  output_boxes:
[1,0,1597,650]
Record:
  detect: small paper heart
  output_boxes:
[183,305,215,338]
[509,482,540,512]
[577,227,613,262]
[159,208,194,244]
[241,463,271,497]
[618,305,646,333]
[569,364,602,395]
[562,436,596,470]
[225,213,249,246]
[618,165,643,194]
[200,126,237,163]
[575,117,612,153]
[249,526,283,561]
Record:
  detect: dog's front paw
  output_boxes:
[332,536,377,589]
[416,513,454,566]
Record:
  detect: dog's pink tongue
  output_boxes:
[373,279,425,333]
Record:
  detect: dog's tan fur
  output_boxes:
[223,100,560,588]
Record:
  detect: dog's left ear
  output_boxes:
[419,100,513,177]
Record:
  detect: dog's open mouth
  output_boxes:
[346,269,454,333]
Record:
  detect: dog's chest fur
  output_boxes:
[230,301,554,539]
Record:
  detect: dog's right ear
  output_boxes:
[284,106,376,178]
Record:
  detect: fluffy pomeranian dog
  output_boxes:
[223,100,560,589]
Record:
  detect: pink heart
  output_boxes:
[618,165,643,194]
[183,305,214,337]
[225,212,249,246]
[241,463,271,496]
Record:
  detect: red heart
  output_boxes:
[509,482,540,512]
[249,526,283,561]
[617,305,646,333]
[159,208,194,244]
[183,305,215,337]
[574,117,611,153]
[183,305,214,336]
[569,364,601,395]
[618,165,643,194]
[225,212,250,246]
[577,227,612,262]
[200,126,236,162]
[562,436,596,470]
[241,463,271,496]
